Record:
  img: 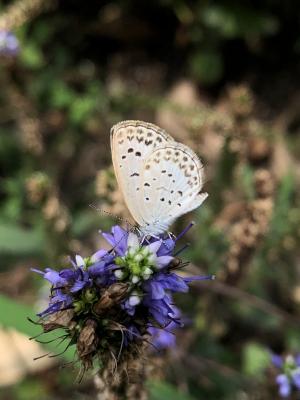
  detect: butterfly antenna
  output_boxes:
[89,203,135,229]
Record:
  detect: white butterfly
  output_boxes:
[111,120,208,236]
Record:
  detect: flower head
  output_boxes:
[32,224,213,372]
[0,31,19,56]
[272,353,300,398]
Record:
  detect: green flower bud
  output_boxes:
[115,257,124,266]
[84,288,96,302]
[140,247,149,257]
[131,262,141,275]
[74,300,84,313]
[134,253,143,262]
[131,275,139,284]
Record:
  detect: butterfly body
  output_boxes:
[111,120,207,236]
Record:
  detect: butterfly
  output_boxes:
[111,120,208,236]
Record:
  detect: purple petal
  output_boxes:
[156,255,173,268]
[184,275,215,282]
[70,280,87,292]
[147,240,162,255]
[44,269,66,285]
[276,374,291,398]
[145,280,165,300]
[158,273,189,292]
[69,271,89,292]
[31,268,44,275]
[272,354,283,368]
[52,292,72,303]
[88,261,107,276]
[91,249,107,262]
[145,297,175,326]
[0,31,19,55]
[122,300,136,316]
[295,354,300,367]
[148,327,176,349]
[60,269,77,280]
[157,239,175,256]
[124,325,141,346]
[277,374,289,385]
[75,255,84,267]
[292,370,300,389]
[37,302,64,317]
[102,225,128,255]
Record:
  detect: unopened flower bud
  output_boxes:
[143,267,152,280]
[134,253,143,262]
[74,300,84,313]
[129,292,141,306]
[84,288,96,302]
[131,275,139,284]
[114,269,124,279]
[148,254,156,264]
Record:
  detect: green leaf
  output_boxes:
[242,342,270,377]
[0,221,44,260]
[148,380,196,400]
[202,4,279,38]
[0,294,74,361]
[20,43,44,69]
[69,96,95,126]
[13,378,46,400]
[189,50,223,85]
[50,81,75,108]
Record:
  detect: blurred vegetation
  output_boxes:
[0,0,300,399]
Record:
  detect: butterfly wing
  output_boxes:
[139,143,208,235]
[110,120,174,226]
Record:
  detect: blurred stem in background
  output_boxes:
[0,0,56,31]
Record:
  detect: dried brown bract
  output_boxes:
[42,309,75,333]
[77,319,99,371]
[93,283,129,314]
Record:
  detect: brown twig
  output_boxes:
[194,279,300,327]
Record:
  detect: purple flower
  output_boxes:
[0,31,19,56]
[102,225,129,256]
[101,226,213,330]
[273,354,300,398]
[32,250,115,316]
[148,326,176,349]
[292,370,300,390]
[276,374,291,398]
[123,325,142,347]
[33,223,214,364]
[272,354,284,369]
[148,304,181,349]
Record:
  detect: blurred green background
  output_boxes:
[0,0,300,399]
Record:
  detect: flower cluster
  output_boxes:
[33,224,213,372]
[0,31,19,56]
[272,353,300,398]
